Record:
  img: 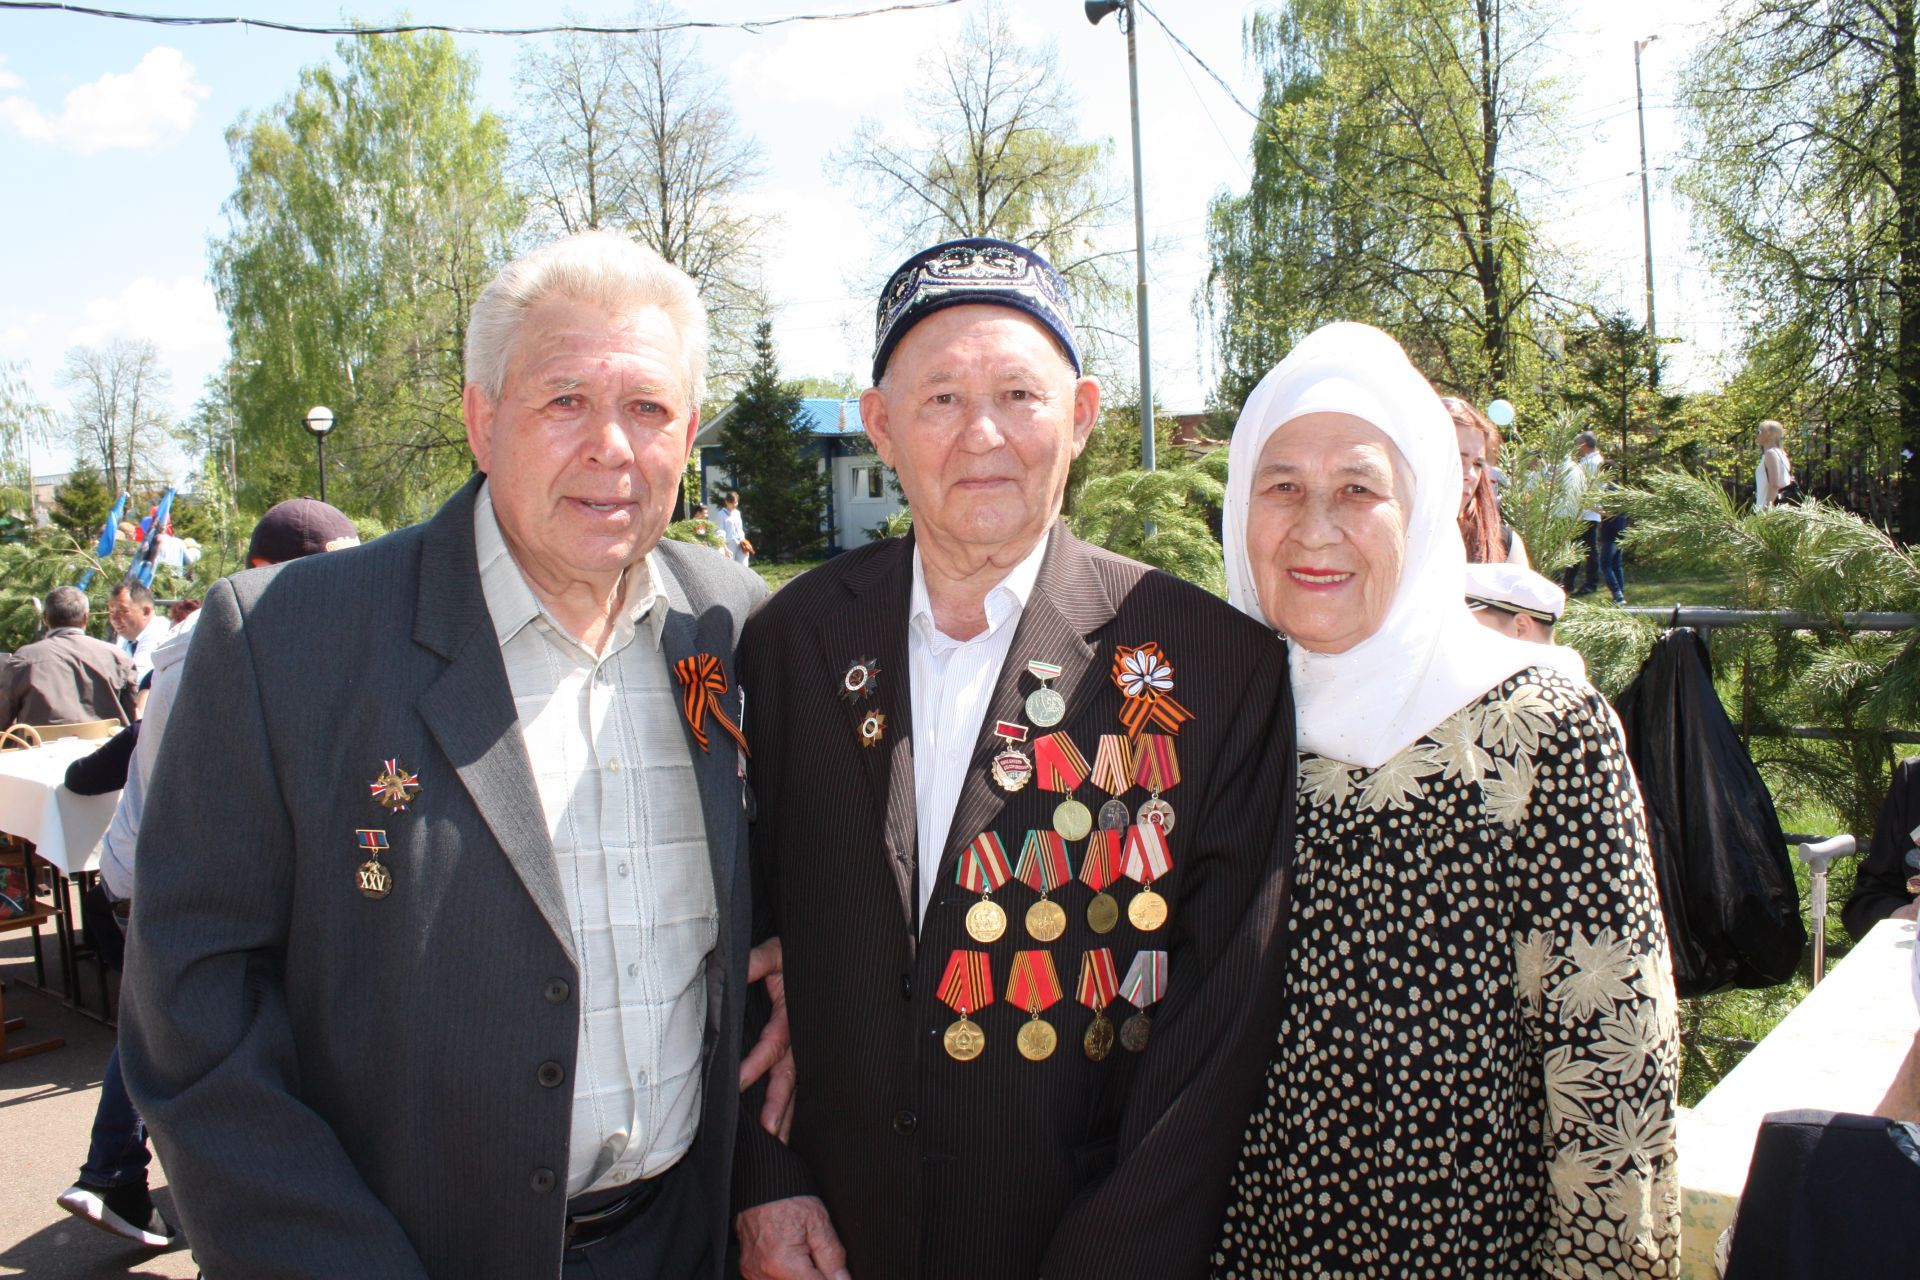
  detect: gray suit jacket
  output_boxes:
[121,477,765,1279]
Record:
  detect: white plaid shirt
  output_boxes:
[473,484,716,1196]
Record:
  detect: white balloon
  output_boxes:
[1486,399,1516,427]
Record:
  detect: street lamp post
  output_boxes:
[1086,0,1155,472]
[303,405,336,504]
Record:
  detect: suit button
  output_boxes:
[899,973,913,1001]
[892,1109,918,1136]
[530,1167,556,1194]
[537,1061,565,1088]
[544,979,570,1004]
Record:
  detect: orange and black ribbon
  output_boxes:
[1006,950,1064,1014]
[1078,829,1121,892]
[673,653,750,757]
[1077,948,1119,1010]
[938,949,995,1017]
[1111,642,1193,738]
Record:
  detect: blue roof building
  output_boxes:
[691,396,904,554]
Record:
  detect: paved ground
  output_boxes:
[0,934,197,1278]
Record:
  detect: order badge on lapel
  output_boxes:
[369,759,421,812]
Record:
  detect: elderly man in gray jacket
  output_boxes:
[122,232,770,1278]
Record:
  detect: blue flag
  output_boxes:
[127,488,175,589]
[94,492,128,558]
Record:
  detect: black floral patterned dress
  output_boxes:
[1214,668,1681,1279]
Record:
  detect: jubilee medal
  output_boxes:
[1016,829,1072,942]
[937,950,993,1062]
[1033,731,1092,841]
[1007,950,1064,1062]
[1091,735,1135,832]
[1025,660,1067,728]
[1121,823,1173,932]
[1078,829,1122,934]
[957,832,1013,943]
[1076,947,1121,1061]
[1118,949,1167,1052]
[355,829,393,900]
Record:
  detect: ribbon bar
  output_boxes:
[1028,660,1064,681]
[1119,949,1167,1009]
[1077,948,1119,1010]
[1016,830,1072,894]
[1006,950,1064,1013]
[995,720,1031,743]
[674,654,751,757]
[355,829,389,854]
[938,949,994,1017]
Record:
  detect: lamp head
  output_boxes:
[303,405,336,438]
[1086,0,1124,25]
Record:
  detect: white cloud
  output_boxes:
[68,275,224,357]
[0,47,209,154]
[0,54,23,93]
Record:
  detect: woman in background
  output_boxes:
[1447,395,1530,566]
[1754,419,1795,509]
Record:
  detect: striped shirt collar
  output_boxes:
[472,480,669,653]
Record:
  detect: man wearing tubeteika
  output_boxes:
[731,238,1298,1280]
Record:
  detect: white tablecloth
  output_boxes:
[0,738,117,876]
[1675,917,1920,1276]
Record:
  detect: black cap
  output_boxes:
[871,237,1080,384]
[248,499,360,565]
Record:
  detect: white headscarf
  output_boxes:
[1222,322,1587,768]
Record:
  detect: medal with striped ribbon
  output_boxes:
[1077,947,1120,1060]
[1091,734,1135,831]
[956,832,1013,943]
[1016,830,1072,942]
[1025,660,1067,727]
[1033,732,1092,840]
[1118,949,1167,1052]
[1121,823,1173,932]
[938,950,994,1061]
[1007,950,1065,1061]
[1132,733,1181,834]
[1078,829,1122,934]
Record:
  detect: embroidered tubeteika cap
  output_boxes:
[871,237,1080,384]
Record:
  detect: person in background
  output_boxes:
[717,490,754,566]
[1754,419,1796,509]
[1558,431,1605,596]
[1841,756,1920,940]
[107,582,171,683]
[0,586,137,728]
[1214,321,1679,1278]
[1464,561,1570,647]
[53,500,361,1251]
[1444,395,1529,567]
[165,599,200,629]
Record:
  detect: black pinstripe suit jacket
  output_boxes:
[734,525,1296,1280]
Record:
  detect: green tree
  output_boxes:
[718,322,830,562]
[61,340,178,497]
[1202,0,1563,412]
[1559,310,1685,483]
[49,469,114,546]
[1069,450,1228,594]
[0,361,53,520]
[213,29,519,522]
[832,0,1126,353]
[1679,0,1920,536]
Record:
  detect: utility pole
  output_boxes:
[1087,0,1156,471]
[1634,35,1659,389]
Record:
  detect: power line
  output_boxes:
[0,0,962,37]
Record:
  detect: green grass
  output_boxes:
[1615,559,1742,609]
[753,559,826,590]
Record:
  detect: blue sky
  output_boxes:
[2,0,1723,481]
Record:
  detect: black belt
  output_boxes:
[562,1170,668,1253]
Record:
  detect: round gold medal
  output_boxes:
[1052,798,1092,842]
[1083,1013,1115,1061]
[1017,1018,1058,1061]
[1128,885,1168,931]
[1120,1011,1153,1052]
[1136,796,1176,833]
[1025,686,1067,728]
[1085,891,1120,934]
[1025,898,1067,942]
[966,898,1007,943]
[356,858,393,900]
[944,1016,986,1061]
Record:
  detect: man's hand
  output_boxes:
[740,937,797,1140]
[742,538,757,556]
[736,1195,850,1280]
[1892,901,1917,921]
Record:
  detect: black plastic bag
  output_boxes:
[1611,628,1805,996]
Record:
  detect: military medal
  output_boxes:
[1007,950,1065,1061]
[354,829,393,899]
[1025,660,1067,727]
[937,949,993,1062]
[1078,829,1122,934]
[1121,823,1173,931]
[1091,735,1135,831]
[989,720,1033,792]
[840,657,880,701]
[1132,734,1181,834]
[858,709,887,748]
[369,759,421,812]
[957,832,1014,943]
[1033,731,1092,840]
[1015,829,1072,942]
[1076,947,1121,1060]
[1118,949,1167,1052]
[1112,642,1193,739]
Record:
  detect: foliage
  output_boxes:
[1678,0,1920,537]
[0,361,53,519]
[1489,409,1588,580]
[48,469,114,546]
[60,340,179,497]
[662,516,724,550]
[511,2,770,393]
[831,0,1127,355]
[1202,0,1565,414]
[717,322,831,562]
[0,530,101,652]
[1557,310,1686,483]
[213,29,518,523]
[866,509,914,541]
[1066,400,1181,515]
[1069,450,1228,594]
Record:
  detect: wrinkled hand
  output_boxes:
[736,1195,849,1280]
[739,937,797,1141]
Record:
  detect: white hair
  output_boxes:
[465,230,709,405]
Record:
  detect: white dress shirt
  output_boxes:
[906,532,1050,925]
[119,614,171,682]
[474,483,717,1196]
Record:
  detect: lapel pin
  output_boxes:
[859,709,887,748]
[674,654,750,756]
[369,759,421,812]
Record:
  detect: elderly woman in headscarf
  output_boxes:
[1211,324,1680,1279]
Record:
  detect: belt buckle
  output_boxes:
[564,1189,639,1252]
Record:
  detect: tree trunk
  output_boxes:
[1476,0,1507,389]
[1896,1,1920,540]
